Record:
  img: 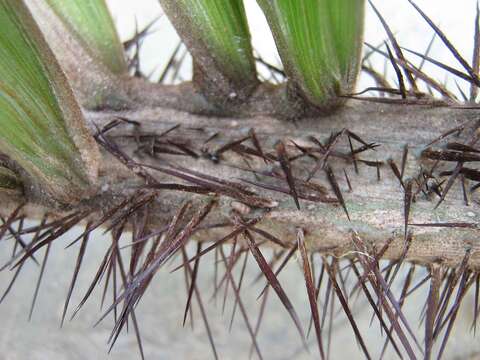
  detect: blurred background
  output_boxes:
[1,1,480,359]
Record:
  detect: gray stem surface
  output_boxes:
[2,99,480,269]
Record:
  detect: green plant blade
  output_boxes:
[257,0,365,109]
[0,0,100,204]
[160,0,258,100]
[45,0,126,74]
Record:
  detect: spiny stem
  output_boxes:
[1,101,479,270]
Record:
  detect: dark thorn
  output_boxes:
[426,126,464,147]
[243,230,307,349]
[221,239,238,315]
[183,243,202,327]
[387,158,405,189]
[61,225,91,327]
[425,265,441,360]
[350,261,404,360]
[307,130,346,182]
[249,128,268,164]
[213,135,251,158]
[297,229,325,359]
[229,250,249,331]
[29,243,51,321]
[435,162,463,209]
[446,142,480,153]
[344,169,353,192]
[404,180,413,239]
[437,268,473,360]
[275,141,300,210]
[407,0,480,86]
[409,222,478,229]
[422,148,480,162]
[401,145,409,179]
[461,174,470,206]
[402,47,476,85]
[170,217,263,273]
[257,244,298,300]
[324,258,372,360]
[325,165,350,221]
[471,2,480,102]
[369,1,418,93]
[158,42,183,84]
[385,43,407,98]
[218,246,263,360]
[181,247,219,359]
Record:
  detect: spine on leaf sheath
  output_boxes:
[0,0,100,205]
[159,0,259,104]
[257,0,365,111]
[44,0,127,75]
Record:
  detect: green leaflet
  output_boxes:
[160,0,258,98]
[45,0,126,74]
[0,0,99,203]
[257,0,365,108]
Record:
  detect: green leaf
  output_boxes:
[0,0,100,204]
[257,0,365,108]
[160,0,258,99]
[45,0,126,74]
